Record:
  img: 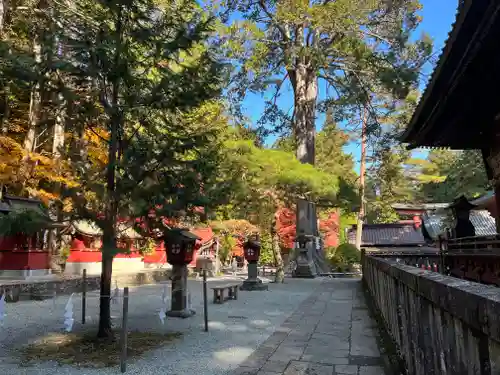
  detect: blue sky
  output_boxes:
[238,0,458,171]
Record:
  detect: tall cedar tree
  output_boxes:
[217,0,432,165]
[54,0,224,338]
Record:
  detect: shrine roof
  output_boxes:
[73,220,102,236]
[0,195,46,215]
[402,0,500,149]
[117,223,143,239]
[391,203,449,211]
[347,223,426,247]
[422,209,496,239]
[73,220,143,239]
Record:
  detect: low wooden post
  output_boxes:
[203,269,208,332]
[120,287,129,373]
[82,269,87,324]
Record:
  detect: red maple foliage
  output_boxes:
[275,207,340,251]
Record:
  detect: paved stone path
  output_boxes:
[232,278,385,375]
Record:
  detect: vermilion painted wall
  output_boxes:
[0,234,50,270]
[0,235,40,251]
[0,250,49,270]
[68,227,217,267]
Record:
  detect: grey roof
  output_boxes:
[0,201,10,212]
[422,209,496,239]
[364,246,438,254]
[73,220,102,236]
[392,203,450,211]
[347,224,426,247]
[471,191,495,207]
[73,220,143,239]
[0,195,45,215]
[117,223,143,239]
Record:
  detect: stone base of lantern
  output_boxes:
[166,308,196,318]
[240,279,268,291]
[240,261,268,291]
[166,264,195,318]
[292,245,317,278]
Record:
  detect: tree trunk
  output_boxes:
[1,84,9,134]
[271,214,284,283]
[0,0,9,134]
[97,231,115,339]
[97,4,122,338]
[98,111,119,338]
[355,107,368,249]
[0,0,6,34]
[48,107,65,273]
[24,40,42,152]
[291,66,317,165]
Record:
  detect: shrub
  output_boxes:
[327,243,360,272]
[335,243,361,264]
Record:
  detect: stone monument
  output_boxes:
[292,199,329,278]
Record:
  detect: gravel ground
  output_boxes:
[0,276,322,375]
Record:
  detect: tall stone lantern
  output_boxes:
[240,236,268,291]
[292,233,317,278]
[164,228,200,318]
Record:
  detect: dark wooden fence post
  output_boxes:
[82,269,87,324]
[203,269,208,332]
[120,287,129,373]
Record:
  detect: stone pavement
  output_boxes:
[232,278,385,375]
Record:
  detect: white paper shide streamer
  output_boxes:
[112,281,120,305]
[63,293,75,332]
[159,284,168,325]
[161,284,168,304]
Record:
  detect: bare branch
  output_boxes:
[271,72,289,105]
[361,29,393,46]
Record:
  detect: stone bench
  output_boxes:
[210,283,241,304]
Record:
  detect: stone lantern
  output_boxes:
[240,236,268,291]
[164,228,200,318]
[292,233,317,278]
[450,195,476,239]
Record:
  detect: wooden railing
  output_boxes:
[366,235,500,285]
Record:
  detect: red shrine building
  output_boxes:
[0,195,64,278]
[65,221,216,275]
[0,194,217,278]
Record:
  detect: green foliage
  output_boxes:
[139,238,157,257]
[60,243,71,261]
[365,90,490,215]
[336,243,361,264]
[219,139,339,211]
[366,146,413,223]
[327,243,360,272]
[258,232,275,266]
[48,0,228,235]
[316,111,356,183]
[0,209,50,236]
[219,233,235,265]
[339,212,357,244]
[274,110,358,208]
[415,150,490,202]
